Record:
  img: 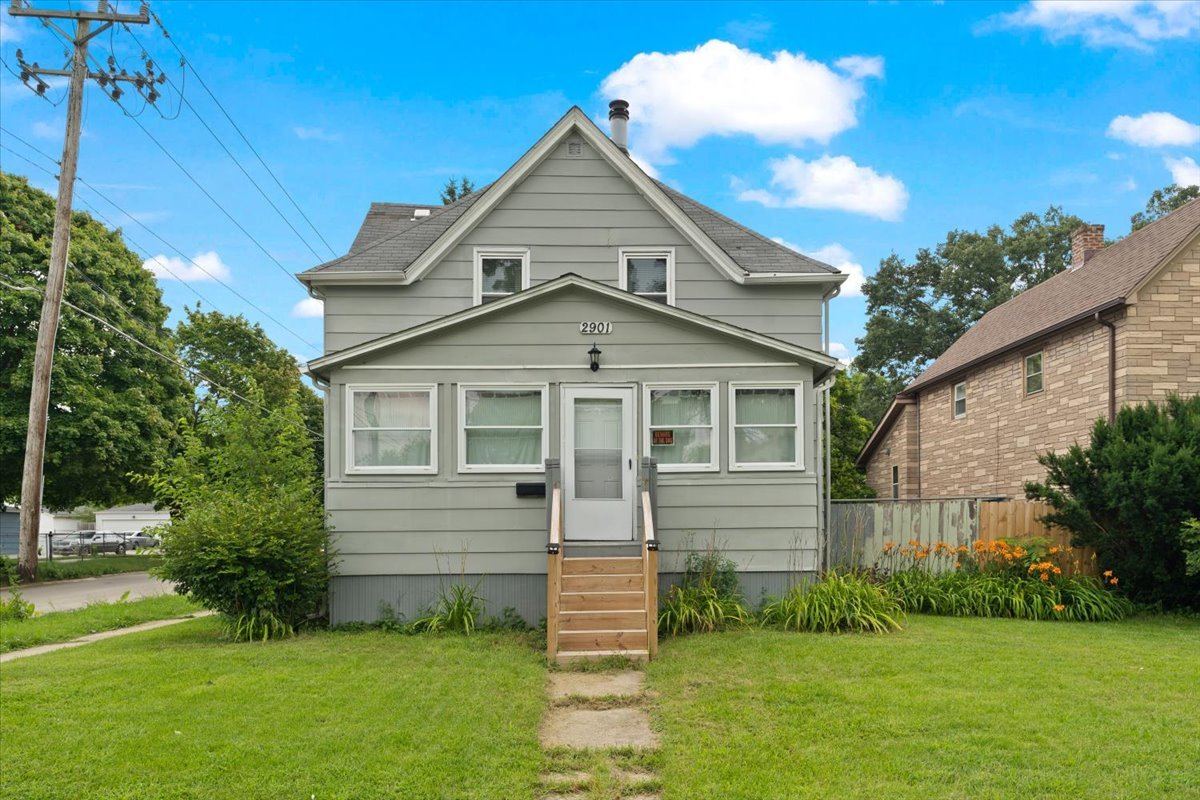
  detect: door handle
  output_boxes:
[629,458,633,469]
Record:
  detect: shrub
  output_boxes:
[409,581,486,634]
[681,548,740,601]
[1025,394,1200,609]
[154,486,330,641]
[658,542,751,636]
[884,571,1132,622]
[1182,518,1200,578]
[0,559,35,621]
[761,571,904,634]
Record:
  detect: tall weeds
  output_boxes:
[761,571,904,634]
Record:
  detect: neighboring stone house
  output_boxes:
[858,198,1200,499]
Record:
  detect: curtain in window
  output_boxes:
[464,389,542,465]
[353,431,431,467]
[354,391,429,428]
[650,389,712,465]
[352,391,432,467]
[734,388,796,464]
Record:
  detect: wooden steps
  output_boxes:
[550,555,653,664]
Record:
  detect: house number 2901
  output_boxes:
[579,321,613,335]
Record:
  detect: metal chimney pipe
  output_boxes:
[608,99,629,154]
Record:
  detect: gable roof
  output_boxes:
[298,107,842,285]
[306,273,841,380]
[905,197,1200,394]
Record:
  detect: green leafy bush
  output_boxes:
[659,543,751,636]
[681,548,741,601]
[761,571,903,634]
[1181,518,1200,578]
[1025,394,1200,608]
[0,558,35,621]
[154,486,330,641]
[409,582,486,634]
[884,572,1132,622]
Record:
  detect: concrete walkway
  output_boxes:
[539,670,661,799]
[1,571,173,612]
[0,611,215,664]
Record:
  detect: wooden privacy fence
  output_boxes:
[828,498,1098,576]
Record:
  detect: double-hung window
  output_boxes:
[458,385,547,472]
[1024,352,1044,395]
[729,383,803,470]
[644,384,718,472]
[953,382,967,418]
[347,385,437,474]
[619,249,674,305]
[473,248,529,305]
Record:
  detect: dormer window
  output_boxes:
[473,248,530,305]
[619,249,674,305]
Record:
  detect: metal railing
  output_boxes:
[44,530,162,561]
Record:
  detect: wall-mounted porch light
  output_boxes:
[588,342,602,372]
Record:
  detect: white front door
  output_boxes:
[562,386,636,541]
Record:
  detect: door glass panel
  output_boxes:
[573,398,622,499]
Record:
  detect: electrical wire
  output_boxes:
[0,275,324,441]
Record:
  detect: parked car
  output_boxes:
[124,531,161,549]
[52,533,128,555]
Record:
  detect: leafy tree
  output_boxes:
[854,206,1082,397]
[144,388,330,639]
[439,177,475,205]
[1025,395,1200,609]
[175,306,323,474]
[1131,184,1200,231]
[0,172,191,510]
[828,372,875,499]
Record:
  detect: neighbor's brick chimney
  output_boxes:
[1070,223,1105,269]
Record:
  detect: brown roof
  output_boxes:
[905,197,1200,393]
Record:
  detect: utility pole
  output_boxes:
[9,0,154,581]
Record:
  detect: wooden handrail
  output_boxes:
[546,485,563,660]
[641,489,659,658]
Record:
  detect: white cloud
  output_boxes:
[142,251,231,282]
[293,126,342,142]
[827,341,853,365]
[629,152,660,179]
[1,18,23,44]
[600,40,883,164]
[291,297,324,318]
[1107,112,1200,147]
[1120,177,1138,192]
[742,155,909,221]
[987,0,1200,50]
[771,238,867,298]
[1166,156,1200,187]
[31,121,59,139]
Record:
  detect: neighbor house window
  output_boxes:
[619,249,674,305]
[729,383,803,471]
[458,385,547,473]
[644,384,718,472]
[347,385,436,474]
[953,382,967,418]
[1025,352,1044,395]
[891,465,900,499]
[473,248,529,305]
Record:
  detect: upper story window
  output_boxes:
[473,248,529,306]
[1024,353,1044,395]
[729,383,803,471]
[347,385,437,474]
[619,249,674,305]
[644,384,718,472]
[953,382,967,418]
[458,385,548,473]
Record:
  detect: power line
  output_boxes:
[143,10,339,260]
[1,127,320,351]
[0,275,324,441]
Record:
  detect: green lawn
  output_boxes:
[1,554,162,585]
[1,594,200,653]
[0,619,547,800]
[647,615,1200,800]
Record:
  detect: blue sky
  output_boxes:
[2,1,1198,366]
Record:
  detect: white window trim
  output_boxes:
[457,383,549,474]
[642,382,719,473]
[1024,352,1044,396]
[728,382,805,472]
[618,248,676,306]
[345,383,438,475]
[472,247,531,306]
[953,381,967,419]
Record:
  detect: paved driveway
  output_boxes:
[1,572,174,612]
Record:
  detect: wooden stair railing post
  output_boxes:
[641,457,659,659]
[547,483,562,660]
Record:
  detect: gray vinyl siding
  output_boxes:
[323,285,821,597]
[320,138,825,353]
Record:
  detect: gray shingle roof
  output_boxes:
[905,197,1200,393]
[300,180,838,277]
